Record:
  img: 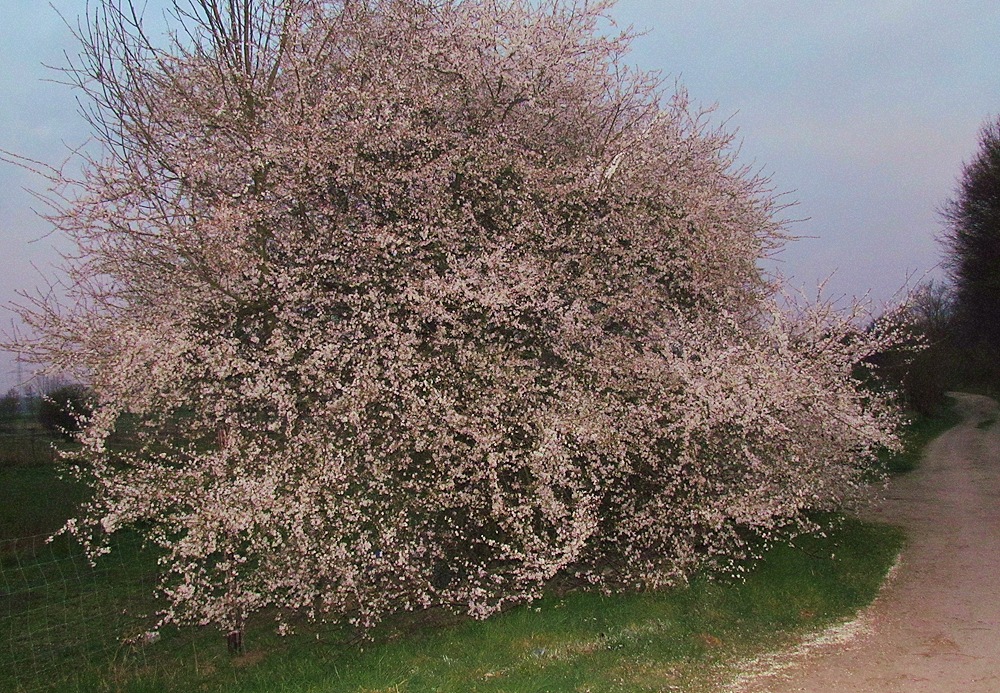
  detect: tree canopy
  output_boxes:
[942,115,1000,354]
[5,0,902,639]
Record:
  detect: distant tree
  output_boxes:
[0,388,20,425]
[4,0,903,642]
[869,281,956,416]
[38,384,94,439]
[906,281,954,342]
[941,116,1000,356]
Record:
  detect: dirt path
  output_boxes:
[731,392,1000,693]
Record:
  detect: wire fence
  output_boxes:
[0,532,195,692]
[0,427,58,467]
[0,413,246,691]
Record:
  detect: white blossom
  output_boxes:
[6,0,902,635]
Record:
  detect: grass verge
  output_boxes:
[879,397,963,475]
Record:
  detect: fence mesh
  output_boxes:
[0,532,188,692]
[0,417,248,691]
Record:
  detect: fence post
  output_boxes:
[227,618,244,655]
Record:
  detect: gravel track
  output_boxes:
[732,392,1000,692]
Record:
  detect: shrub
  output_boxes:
[7,0,902,638]
[38,384,94,438]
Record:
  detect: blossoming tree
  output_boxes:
[6,0,902,640]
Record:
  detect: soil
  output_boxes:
[730,392,1000,693]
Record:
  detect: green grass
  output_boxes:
[975,416,996,430]
[0,417,86,541]
[0,419,61,466]
[7,523,903,693]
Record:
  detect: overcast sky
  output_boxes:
[1,1,998,391]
